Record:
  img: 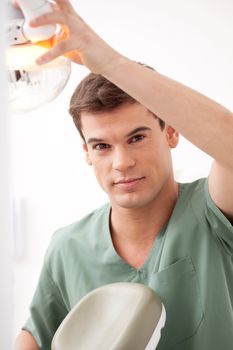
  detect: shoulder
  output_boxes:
[179,178,233,253]
[45,203,110,259]
[179,177,210,210]
[179,177,206,198]
[175,177,206,214]
[178,177,212,223]
[170,177,208,233]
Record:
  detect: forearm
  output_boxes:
[103,57,233,169]
[14,330,40,350]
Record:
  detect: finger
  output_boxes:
[52,0,75,12]
[36,26,68,49]
[48,0,74,12]
[29,12,70,28]
[35,38,73,64]
[36,47,83,66]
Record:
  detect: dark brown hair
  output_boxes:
[69,67,165,141]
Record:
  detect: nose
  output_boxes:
[112,147,136,172]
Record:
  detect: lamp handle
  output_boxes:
[17,0,56,42]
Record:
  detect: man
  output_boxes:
[15,1,233,349]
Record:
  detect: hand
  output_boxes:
[27,0,122,74]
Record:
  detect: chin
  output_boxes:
[111,192,156,209]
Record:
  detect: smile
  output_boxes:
[114,177,145,190]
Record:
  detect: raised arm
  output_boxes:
[29,0,233,221]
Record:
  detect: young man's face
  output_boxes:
[82,102,178,209]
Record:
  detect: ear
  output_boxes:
[165,125,179,148]
[83,143,92,166]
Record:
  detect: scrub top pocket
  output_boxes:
[148,256,204,349]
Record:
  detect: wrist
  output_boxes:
[98,49,129,78]
[79,29,125,75]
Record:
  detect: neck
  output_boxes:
[110,179,179,268]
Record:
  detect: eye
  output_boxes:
[129,134,145,144]
[93,143,110,151]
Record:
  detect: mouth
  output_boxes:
[114,177,144,184]
[113,177,145,190]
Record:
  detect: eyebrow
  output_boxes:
[87,137,106,145]
[87,126,152,145]
[126,126,152,137]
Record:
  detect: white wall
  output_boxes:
[0,1,14,349]
[12,0,233,336]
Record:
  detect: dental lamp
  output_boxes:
[6,0,71,114]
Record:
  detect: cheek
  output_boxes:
[92,155,110,169]
[92,158,111,185]
[146,147,172,175]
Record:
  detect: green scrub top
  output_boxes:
[24,178,233,350]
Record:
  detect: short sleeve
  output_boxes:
[22,262,68,350]
[204,179,233,254]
